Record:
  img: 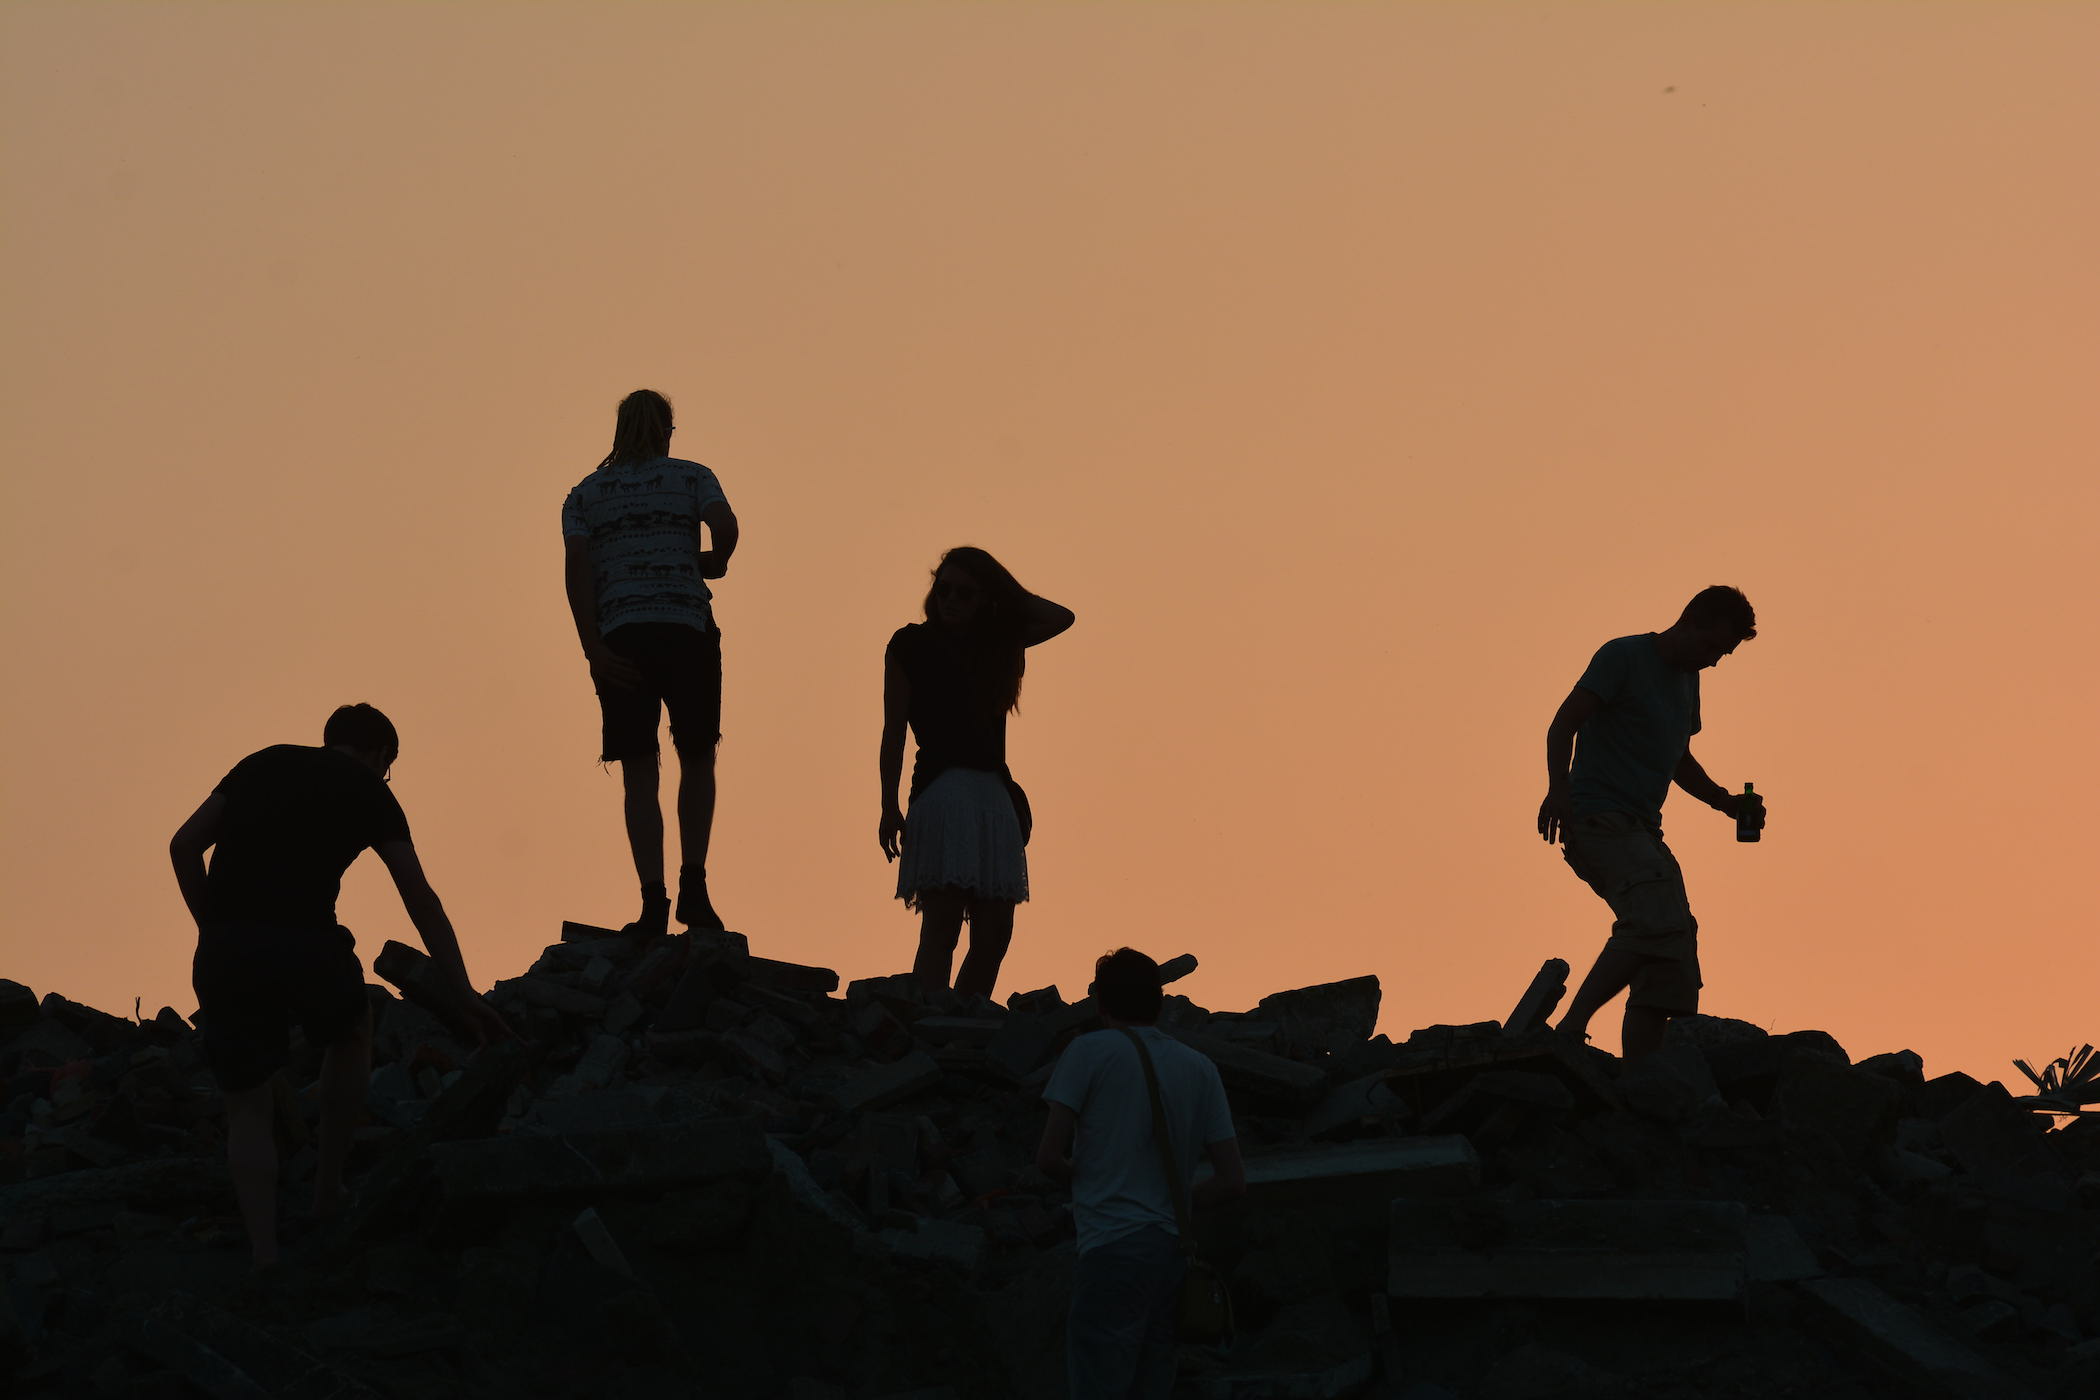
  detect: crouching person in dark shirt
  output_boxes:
[168,704,511,1268]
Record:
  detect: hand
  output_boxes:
[1537,788,1571,844]
[1723,792,1768,831]
[879,807,905,862]
[587,646,643,692]
[698,551,729,581]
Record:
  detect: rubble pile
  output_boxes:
[3,929,2097,1400]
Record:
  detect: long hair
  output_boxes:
[597,389,673,469]
[923,546,1028,713]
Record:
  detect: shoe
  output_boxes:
[620,886,670,938]
[675,867,724,931]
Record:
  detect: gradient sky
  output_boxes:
[3,2,2094,1086]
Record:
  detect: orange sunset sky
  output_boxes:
[3,2,2093,1086]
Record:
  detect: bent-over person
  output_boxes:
[169,704,509,1269]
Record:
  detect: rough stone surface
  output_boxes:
[3,926,2091,1400]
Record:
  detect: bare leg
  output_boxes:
[1556,945,1644,1044]
[954,898,1015,1003]
[912,888,967,992]
[224,1081,280,1268]
[674,742,722,928]
[619,756,666,889]
[312,1009,373,1216]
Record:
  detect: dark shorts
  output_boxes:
[191,922,369,1093]
[1561,811,1703,1014]
[597,622,723,763]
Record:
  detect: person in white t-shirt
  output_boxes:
[1038,949,1245,1400]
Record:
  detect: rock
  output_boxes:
[1795,1277,2034,1400]
[1502,958,1569,1035]
[1255,976,1381,1055]
[1389,1197,1751,1301]
[0,980,39,1036]
[831,1052,942,1113]
[1176,1032,1329,1107]
[1616,1044,1719,1125]
[1776,1065,1903,1159]
[431,1116,769,1204]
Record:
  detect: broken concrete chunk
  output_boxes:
[910,1017,1002,1047]
[431,1116,768,1204]
[984,1014,1057,1082]
[1389,1198,1749,1301]
[1300,1071,1406,1141]
[1794,1278,2034,1400]
[831,1052,942,1113]
[1503,958,1570,1035]
[1255,975,1381,1054]
[746,957,839,995]
[0,979,39,1036]
[497,975,606,1018]
[1615,1044,1719,1125]
[1247,1136,1478,1199]
[1176,1032,1329,1107]
[571,1207,636,1278]
[874,1218,984,1272]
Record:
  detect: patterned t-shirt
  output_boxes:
[561,457,729,634]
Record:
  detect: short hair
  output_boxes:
[323,703,398,761]
[1092,947,1164,1023]
[1681,585,1756,641]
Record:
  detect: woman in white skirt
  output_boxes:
[879,547,1074,1001]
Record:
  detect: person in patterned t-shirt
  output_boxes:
[562,389,740,934]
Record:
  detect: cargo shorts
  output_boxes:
[1561,811,1702,1014]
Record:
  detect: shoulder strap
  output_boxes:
[1119,1027,1194,1246]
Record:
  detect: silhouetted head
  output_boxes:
[599,389,674,469]
[1667,585,1757,670]
[923,546,1028,711]
[1091,948,1164,1026]
[323,703,398,778]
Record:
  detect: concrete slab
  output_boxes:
[1388,1198,1748,1301]
[1795,1277,2038,1400]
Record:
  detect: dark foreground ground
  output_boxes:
[3,925,2095,1400]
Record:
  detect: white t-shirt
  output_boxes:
[560,456,730,634]
[1043,1026,1236,1254]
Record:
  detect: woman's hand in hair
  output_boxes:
[878,806,905,862]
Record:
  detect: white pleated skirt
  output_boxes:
[895,767,1029,912]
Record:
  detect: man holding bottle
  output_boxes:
[1536,586,1766,1060]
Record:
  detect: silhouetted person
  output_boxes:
[1038,948,1246,1400]
[878,547,1072,1002]
[168,704,510,1269]
[563,388,740,933]
[1538,586,1766,1060]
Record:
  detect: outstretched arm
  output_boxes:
[169,793,227,926]
[699,500,739,580]
[878,653,909,859]
[1538,685,1601,843]
[374,840,512,1043]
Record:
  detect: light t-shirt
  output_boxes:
[1043,1026,1236,1254]
[560,456,729,634]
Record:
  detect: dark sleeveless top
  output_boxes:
[887,622,1032,841]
